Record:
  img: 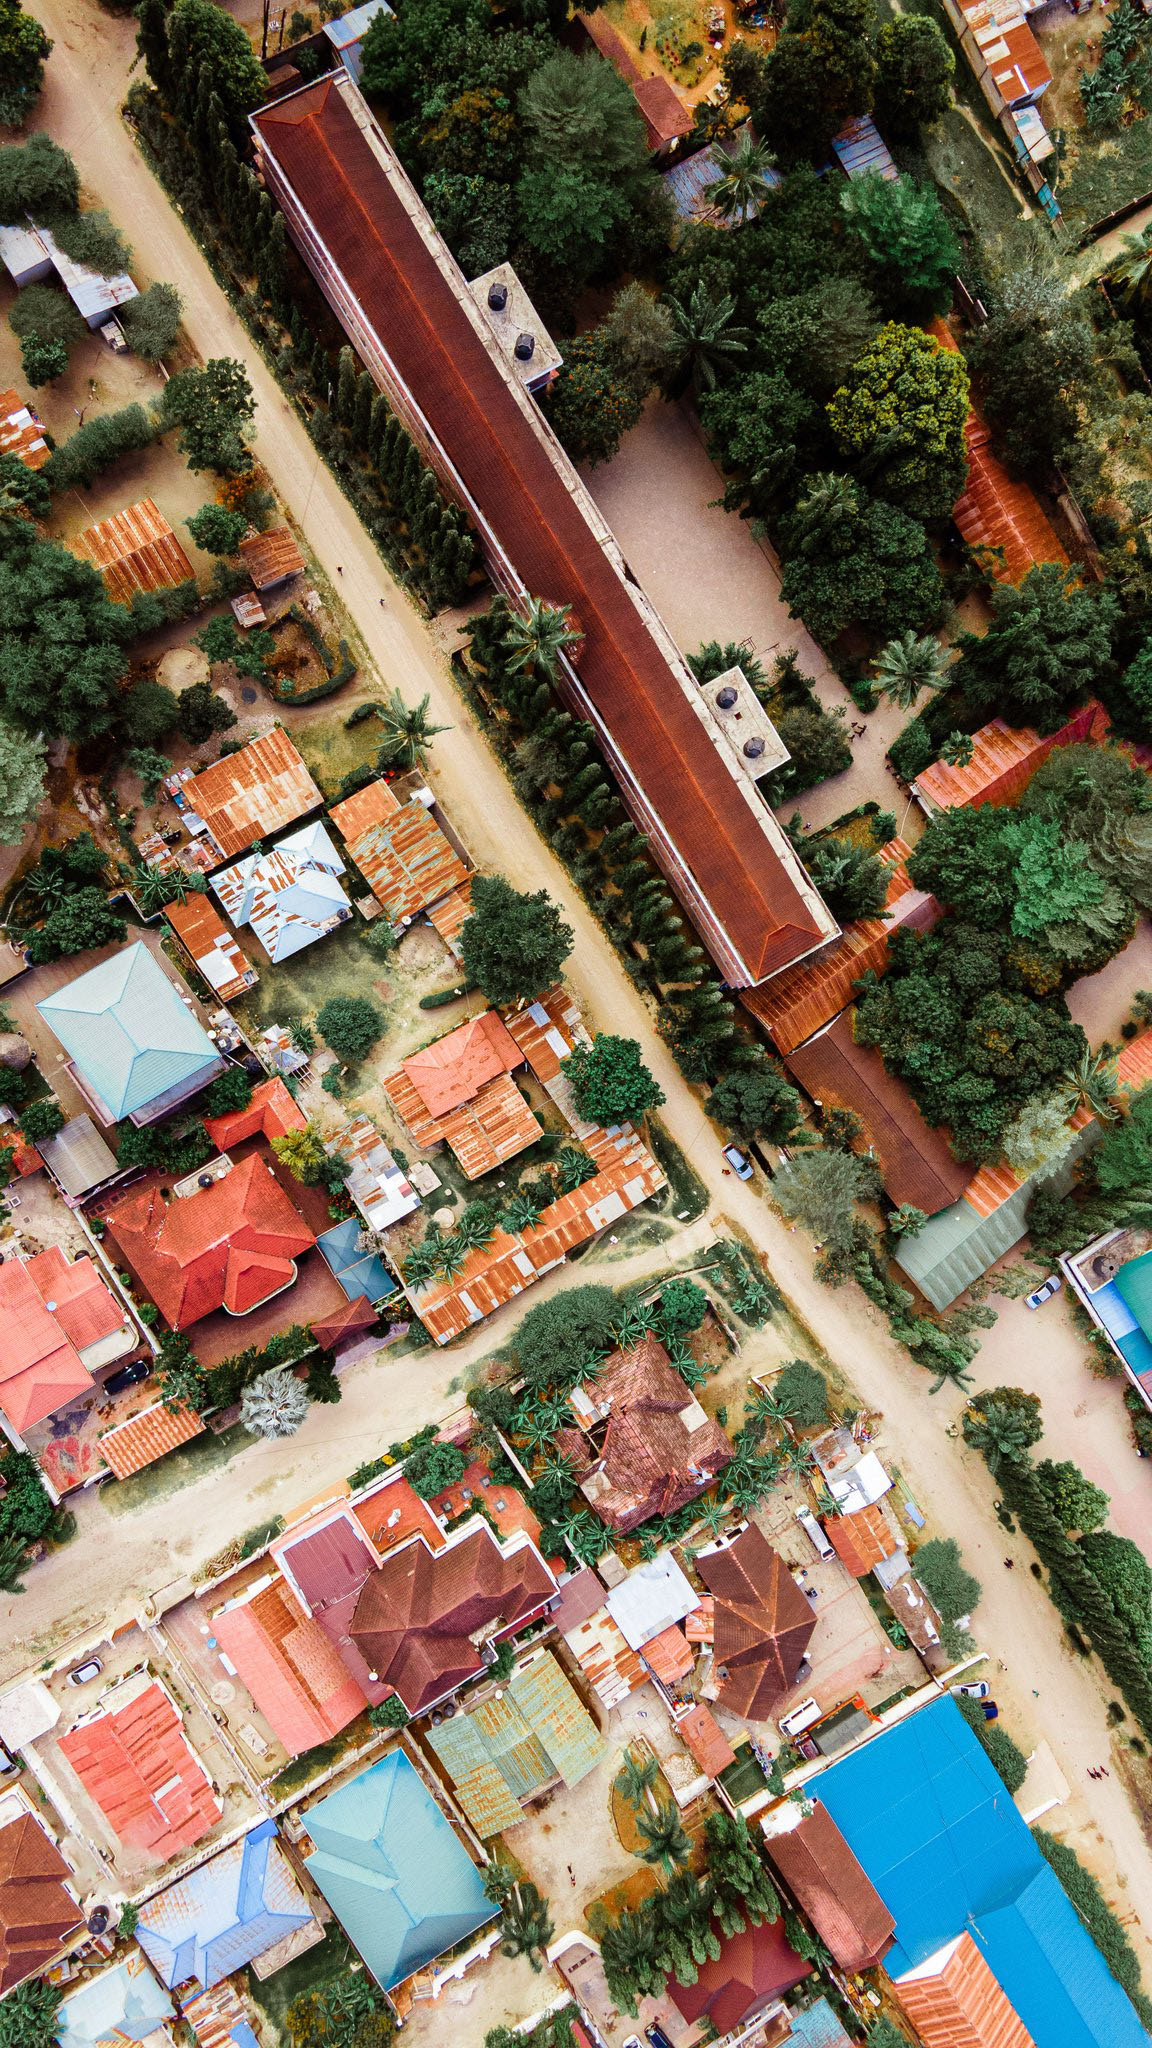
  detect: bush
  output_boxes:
[121,281,182,364]
[19,334,67,385]
[404,1437,467,1499]
[121,679,178,746]
[564,1033,664,1126]
[657,1277,708,1337]
[45,404,155,491]
[177,681,236,744]
[955,1693,1028,1791]
[511,1283,619,1390]
[187,502,248,555]
[316,995,384,1063]
[369,1695,409,1729]
[49,209,131,277]
[775,1359,828,1427]
[19,1097,63,1143]
[912,1536,981,1622]
[203,1068,253,1117]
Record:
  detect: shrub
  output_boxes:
[177,681,237,744]
[657,1277,708,1337]
[369,1695,409,1729]
[564,1033,664,1126]
[121,679,179,746]
[45,404,155,490]
[316,995,384,1063]
[203,1068,253,1117]
[912,1536,981,1622]
[404,1437,467,1499]
[775,1359,828,1427]
[187,503,248,554]
[121,281,182,363]
[511,1283,619,1390]
[19,1097,63,1143]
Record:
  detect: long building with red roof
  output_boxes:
[251,75,837,988]
[58,1676,221,1860]
[104,1154,315,1329]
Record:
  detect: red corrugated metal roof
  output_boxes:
[339,800,468,923]
[633,74,693,146]
[104,1154,315,1329]
[252,81,830,987]
[786,1011,970,1217]
[99,1398,205,1479]
[72,499,194,604]
[238,527,306,589]
[928,320,1066,586]
[642,1623,694,1684]
[398,1011,524,1119]
[328,778,402,841]
[183,730,323,861]
[1117,1031,1152,1092]
[58,1680,221,1856]
[426,878,473,959]
[915,701,1107,812]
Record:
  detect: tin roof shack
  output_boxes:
[0,222,137,326]
[0,388,48,470]
[787,1012,970,1217]
[182,730,324,864]
[328,780,468,929]
[71,501,194,605]
[238,528,306,591]
[575,11,693,156]
[322,0,393,81]
[212,823,352,963]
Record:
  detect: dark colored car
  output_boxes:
[647,2029,675,2048]
[103,1358,153,1397]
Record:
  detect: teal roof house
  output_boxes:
[56,1954,173,2048]
[304,1752,496,1989]
[38,943,224,1125]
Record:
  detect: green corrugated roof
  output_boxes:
[1114,1251,1152,1340]
[425,1654,605,1836]
[508,1654,606,1788]
[426,1715,525,1835]
[895,1128,1097,1312]
[469,1692,554,1800]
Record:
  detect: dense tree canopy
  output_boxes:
[781,483,945,642]
[0,524,134,741]
[874,15,954,137]
[460,873,573,1005]
[564,1034,664,1126]
[827,320,969,519]
[950,566,1119,733]
[840,173,960,311]
[158,358,255,474]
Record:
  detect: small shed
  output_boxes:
[0,389,48,471]
[72,499,194,604]
[239,527,306,591]
[322,0,393,81]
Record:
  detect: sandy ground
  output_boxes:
[15,0,1152,1971]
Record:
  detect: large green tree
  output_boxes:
[0,0,51,127]
[780,482,945,642]
[165,0,266,122]
[773,1145,881,1253]
[828,320,969,520]
[460,872,574,1005]
[951,565,1119,733]
[705,1062,803,1144]
[158,358,255,475]
[1035,1458,1110,1534]
[564,1034,664,1126]
[0,718,44,845]
[840,173,960,311]
[874,16,954,138]
[0,526,133,741]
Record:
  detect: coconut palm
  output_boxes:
[499,1880,554,1971]
[373,687,449,771]
[634,1799,692,1875]
[454,1202,498,1251]
[401,1235,442,1289]
[240,1367,309,1440]
[434,1233,471,1280]
[0,1533,27,1595]
[962,1396,1037,1472]
[692,1496,730,1544]
[514,1395,572,1456]
[1062,1046,1121,1122]
[616,1749,661,1813]
[939,730,974,768]
[503,597,583,682]
[139,865,205,916]
[1109,226,1152,310]
[598,1905,665,2014]
[612,1302,659,1349]
[871,631,953,710]
[787,472,859,558]
[660,283,751,400]
[708,129,776,227]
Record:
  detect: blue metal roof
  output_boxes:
[787,1998,851,2048]
[317,1218,396,1303]
[304,1751,496,1989]
[135,1821,312,1991]
[38,943,220,1120]
[56,1957,173,2048]
[816,1698,1148,2048]
[831,114,898,181]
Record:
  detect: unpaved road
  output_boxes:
[17,0,1152,1959]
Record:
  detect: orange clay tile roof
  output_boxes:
[328,778,401,840]
[212,1578,367,1756]
[338,799,468,923]
[580,1334,733,1534]
[786,1012,970,1217]
[351,1475,446,1555]
[385,1067,541,1179]
[762,1804,894,1973]
[825,1502,902,1578]
[412,1122,666,1343]
[165,895,257,1003]
[58,1680,221,1857]
[896,1929,1034,2048]
[1117,1030,1152,1091]
[0,1814,83,1992]
[740,841,938,1056]
[426,878,473,960]
[678,1703,736,1779]
[238,527,306,589]
[251,80,832,988]
[103,1154,315,1329]
[928,319,1065,585]
[684,1597,714,1644]
[698,1525,816,1721]
[71,499,194,605]
[0,389,49,470]
[915,701,1108,813]
[394,1012,525,1119]
[0,1253,128,1433]
[99,1398,205,1479]
[642,1623,695,1684]
[202,1075,307,1150]
[183,730,324,861]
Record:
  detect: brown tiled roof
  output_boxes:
[310,1295,379,1347]
[238,526,306,589]
[426,878,473,959]
[0,1814,83,1992]
[251,80,832,987]
[72,499,194,604]
[896,1929,1033,2048]
[338,799,468,923]
[678,1703,736,1779]
[825,1501,901,1578]
[328,778,401,840]
[642,1623,694,1684]
[100,1398,205,1480]
[762,1804,894,1972]
[740,841,938,1055]
[0,388,48,470]
[786,1011,970,1217]
[350,1527,557,1714]
[698,1525,816,1720]
[165,894,257,1003]
[915,700,1106,813]
[578,1334,733,1535]
[183,730,323,860]
[668,1918,811,2034]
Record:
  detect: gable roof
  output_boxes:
[104,1153,315,1329]
[202,1075,307,1150]
[0,1813,83,1993]
[826,1501,901,1577]
[72,499,194,604]
[896,1930,1034,2048]
[303,1751,496,1989]
[929,320,1066,587]
[668,1916,811,2033]
[56,1953,174,2048]
[578,1334,733,1534]
[164,895,257,1003]
[0,1255,112,1432]
[335,798,468,924]
[633,72,693,146]
[135,1820,312,1991]
[762,1804,894,1973]
[99,1398,205,1480]
[384,1065,541,1178]
[237,527,305,589]
[678,1703,736,1780]
[397,1012,524,1119]
[58,1679,221,1859]
[697,1525,817,1719]
[212,822,350,962]
[350,1525,556,1714]
[38,943,222,1121]
[250,76,835,988]
[213,1577,368,1758]
[0,388,48,470]
[914,701,1106,814]
[327,778,401,839]
[183,731,323,861]
[786,1012,970,1218]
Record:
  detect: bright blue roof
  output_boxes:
[317,1218,396,1303]
[304,1751,496,1989]
[135,1820,312,1991]
[38,943,220,1120]
[816,1698,1148,2048]
[56,1957,173,2048]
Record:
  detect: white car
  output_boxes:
[722,1144,754,1180]
[1025,1274,1062,1310]
[951,1679,990,1699]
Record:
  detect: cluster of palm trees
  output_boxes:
[400,1202,499,1289]
[482,1865,555,1973]
[615,1749,692,1876]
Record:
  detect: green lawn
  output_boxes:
[1056,121,1152,232]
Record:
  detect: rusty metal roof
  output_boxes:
[164,894,257,1002]
[328,778,401,842]
[915,702,1107,813]
[238,527,306,589]
[185,730,324,861]
[426,879,472,959]
[787,1011,970,1217]
[0,388,48,470]
[341,799,468,923]
[72,499,194,604]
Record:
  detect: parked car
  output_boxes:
[796,1507,835,1561]
[647,2027,675,2048]
[1025,1274,1062,1310]
[102,1359,152,1397]
[951,1680,990,1699]
[982,1701,999,1720]
[67,1659,102,1686]
[722,1143,754,1180]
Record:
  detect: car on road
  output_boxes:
[647,2027,675,2048]
[951,1679,990,1699]
[722,1143,754,1180]
[1025,1274,1062,1310]
[67,1659,102,1686]
[102,1359,152,1396]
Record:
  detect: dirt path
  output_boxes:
[18,0,1152,1959]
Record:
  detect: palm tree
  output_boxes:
[499,1880,554,1971]
[787,472,858,558]
[435,1234,471,1280]
[708,129,776,227]
[402,1235,443,1288]
[140,865,205,916]
[532,1453,577,1518]
[0,1533,27,1595]
[781,1440,813,1480]
[557,1506,609,1565]
[1109,226,1152,310]
[962,1396,1037,1472]
[939,730,974,769]
[240,1367,309,1440]
[503,597,583,682]
[373,687,449,771]
[1062,1046,1121,1122]
[616,1749,661,1814]
[612,1302,659,1349]
[744,1385,788,1433]
[514,1395,572,1456]
[871,631,952,710]
[927,1354,976,1396]
[598,1905,665,2015]
[692,1497,730,1544]
[634,1799,692,1875]
[660,284,751,400]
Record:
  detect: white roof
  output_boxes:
[829,1449,892,1511]
[39,228,137,322]
[0,1678,59,1749]
[213,822,350,963]
[605,1551,699,1651]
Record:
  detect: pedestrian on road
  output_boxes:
[1003,1558,1014,1569]
[567,1864,576,1885]
[336,564,344,574]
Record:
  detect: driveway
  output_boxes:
[20,0,1152,1971]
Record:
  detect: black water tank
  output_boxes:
[488,281,508,312]
[743,736,766,759]
[715,685,738,710]
[514,331,536,361]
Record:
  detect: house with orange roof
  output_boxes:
[103,1154,315,1330]
[202,1075,307,1151]
[913,701,1107,815]
[0,1809,84,1991]
[71,500,194,606]
[165,895,258,1005]
[57,1674,221,1861]
[382,1011,543,1178]
[0,1249,139,1436]
[211,1577,369,1759]
[929,319,1065,586]
[328,780,468,928]
[182,730,323,864]
[98,1398,206,1481]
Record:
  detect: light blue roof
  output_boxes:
[38,943,220,1120]
[135,1820,312,1991]
[304,1751,497,1989]
[56,1957,173,2048]
[317,1218,397,1303]
[816,1697,1148,2048]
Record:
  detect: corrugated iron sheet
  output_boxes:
[786,1011,970,1216]
[238,527,305,589]
[507,1652,606,1787]
[72,498,194,604]
[165,895,257,1002]
[426,879,472,959]
[184,731,323,860]
[0,387,48,469]
[832,114,898,180]
[328,778,401,841]
[344,801,468,922]
[915,701,1106,813]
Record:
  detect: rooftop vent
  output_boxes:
[743,736,766,759]
[514,331,536,362]
[715,686,738,711]
[488,281,508,312]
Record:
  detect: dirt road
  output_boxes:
[18,0,1152,1956]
